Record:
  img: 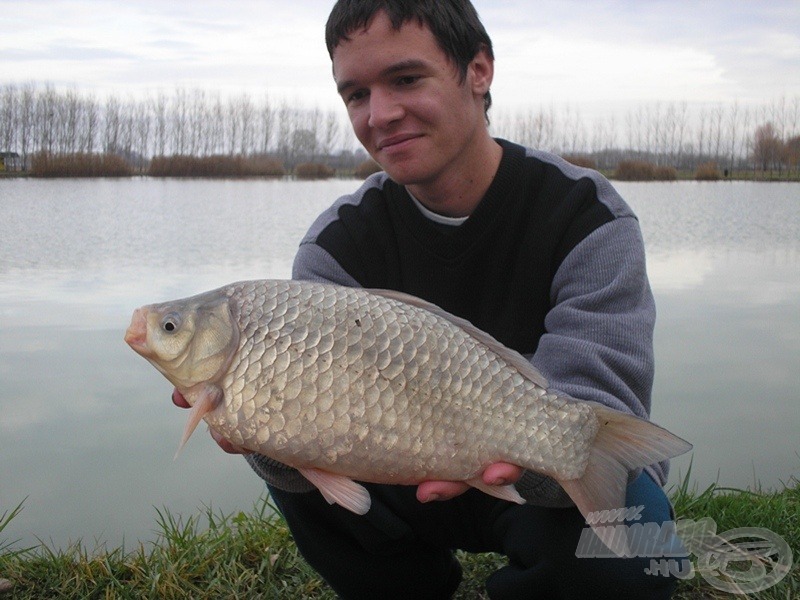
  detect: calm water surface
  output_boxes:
[1,178,798,551]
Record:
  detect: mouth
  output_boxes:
[376,133,422,151]
[124,308,150,356]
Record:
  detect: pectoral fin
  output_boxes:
[298,467,372,515]
[174,384,223,460]
[467,478,526,505]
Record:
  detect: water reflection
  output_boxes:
[0,178,798,552]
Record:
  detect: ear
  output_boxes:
[468,45,494,98]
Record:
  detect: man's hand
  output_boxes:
[416,462,524,503]
[171,389,251,454]
[172,389,522,498]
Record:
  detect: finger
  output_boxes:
[416,480,470,503]
[482,462,524,486]
[172,389,190,409]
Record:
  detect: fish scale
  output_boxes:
[191,280,599,482]
[126,278,691,555]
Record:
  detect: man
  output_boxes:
[176,1,681,597]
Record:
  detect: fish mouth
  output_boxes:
[124,307,151,356]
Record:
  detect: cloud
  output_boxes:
[0,0,797,112]
[493,33,733,109]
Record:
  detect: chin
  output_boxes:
[379,162,430,186]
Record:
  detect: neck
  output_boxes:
[407,135,503,218]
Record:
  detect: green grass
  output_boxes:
[1,476,797,599]
[667,468,799,600]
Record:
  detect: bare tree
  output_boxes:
[672,102,690,168]
[0,84,16,153]
[133,99,151,170]
[151,92,167,157]
[644,103,661,162]
[304,107,322,160]
[784,135,800,177]
[559,104,586,155]
[171,88,189,155]
[119,98,136,157]
[103,95,122,154]
[237,93,256,156]
[34,84,58,155]
[709,104,725,164]
[789,96,800,138]
[739,106,753,175]
[276,99,295,164]
[319,109,341,158]
[258,94,275,155]
[80,95,99,154]
[209,93,225,156]
[60,88,83,154]
[753,122,782,175]
[18,84,35,164]
[767,95,788,143]
[187,89,206,157]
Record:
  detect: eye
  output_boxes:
[347,89,368,105]
[161,313,181,333]
[396,75,419,86]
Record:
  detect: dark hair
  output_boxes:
[326,0,494,116]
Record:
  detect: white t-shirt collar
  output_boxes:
[406,189,469,227]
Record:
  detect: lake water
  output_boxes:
[1,178,798,552]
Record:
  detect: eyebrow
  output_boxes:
[336,59,429,95]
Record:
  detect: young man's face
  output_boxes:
[332,11,492,192]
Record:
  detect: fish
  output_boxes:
[125,279,691,555]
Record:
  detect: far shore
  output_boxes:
[2,169,798,183]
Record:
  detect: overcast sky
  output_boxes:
[2,0,798,121]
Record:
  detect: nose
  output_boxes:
[368,88,403,129]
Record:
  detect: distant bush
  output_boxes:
[562,154,597,170]
[613,160,655,180]
[613,160,676,181]
[354,159,382,179]
[694,162,722,181]
[148,155,285,178]
[30,152,133,177]
[247,156,287,177]
[294,162,335,180]
[653,165,677,180]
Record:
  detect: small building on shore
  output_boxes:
[1,152,23,172]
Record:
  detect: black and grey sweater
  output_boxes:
[246,139,665,506]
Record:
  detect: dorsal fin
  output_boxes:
[367,288,550,389]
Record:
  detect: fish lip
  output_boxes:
[124,308,151,356]
[124,332,150,356]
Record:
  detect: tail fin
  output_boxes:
[558,404,692,556]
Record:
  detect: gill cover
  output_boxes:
[143,293,240,389]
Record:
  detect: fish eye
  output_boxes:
[161,313,181,333]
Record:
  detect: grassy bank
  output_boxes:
[1,478,797,599]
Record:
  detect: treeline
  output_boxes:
[491,98,800,178]
[0,83,363,176]
[1,83,799,178]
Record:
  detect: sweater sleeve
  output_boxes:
[244,242,361,493]
[516,215,661,506]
